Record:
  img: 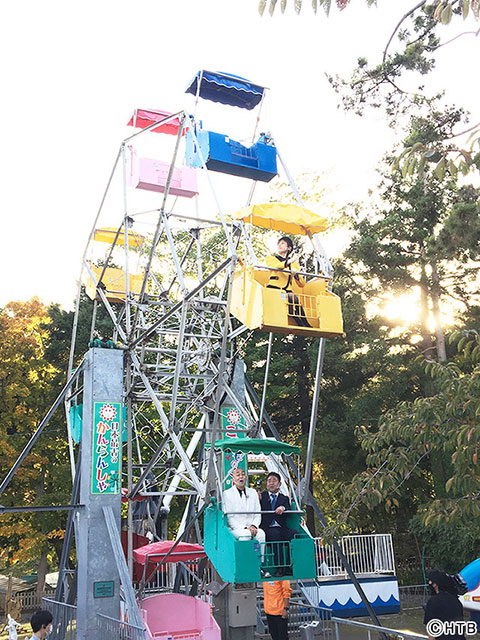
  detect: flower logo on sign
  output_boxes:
[99,404,117,421]
[227,409,241,425]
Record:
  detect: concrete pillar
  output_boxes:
[76,348,124,639]
[211,580,257,640]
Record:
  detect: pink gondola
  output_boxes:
[128,150,198,199]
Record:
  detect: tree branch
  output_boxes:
[446,120,480,140]
[383,0,428,63]
[434,27,480,49]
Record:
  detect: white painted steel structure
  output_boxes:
[65,105,335,565]
[0,79,390,639]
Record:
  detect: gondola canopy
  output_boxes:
[209,437,299,457]
[185,70,265,110]
[93,227,145,248]
[234,203,329,235]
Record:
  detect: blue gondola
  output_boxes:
[185,128,277,182]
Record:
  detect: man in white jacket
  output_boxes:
[223,468,266,551]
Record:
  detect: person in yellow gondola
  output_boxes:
[266,237,311,328]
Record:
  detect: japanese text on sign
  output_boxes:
[92,402,122,495]
[221,406,246,489]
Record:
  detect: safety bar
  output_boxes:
[253,265,330,280]
[222,510,303,514]
[331,616,428,640]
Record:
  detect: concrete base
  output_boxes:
[209,573,257,640]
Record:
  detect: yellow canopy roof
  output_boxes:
[234,203,328,235]
[93,227,145,248]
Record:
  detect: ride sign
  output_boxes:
[221,406,247,489]
[221,407,245,440]
[92,402,122,495]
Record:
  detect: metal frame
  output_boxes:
[0,94,387,638]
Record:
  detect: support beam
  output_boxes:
[55,448,83,603]
[76,348,126,640]
[301,338,326,503]
[130,257,232,349]
[103,505,144,631]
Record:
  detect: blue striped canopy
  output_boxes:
[185,70,265,110]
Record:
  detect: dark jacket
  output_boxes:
[260,491,291,530]
[424,591,465,640]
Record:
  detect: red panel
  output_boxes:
[127,109,185,135]
[121,530,151,583]
[133,540,206,565]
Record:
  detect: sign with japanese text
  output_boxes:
[92,402,121,495]
[221,406,246,490]
[221,406,245,440]
[93,581,115,598]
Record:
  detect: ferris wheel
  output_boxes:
[66,70,342,563]
[0,71,388,640]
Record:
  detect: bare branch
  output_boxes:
[435,26,480,49]
[446,121,480,140]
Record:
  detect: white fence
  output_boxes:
[314,534,395,578]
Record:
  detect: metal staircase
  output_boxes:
[256,582,334,639]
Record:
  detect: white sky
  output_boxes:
[1,0,479,310]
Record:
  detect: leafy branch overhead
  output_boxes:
[259,0,480,175]
[258,0,357,16]
[322,1,480,177]
[259,0,480,18]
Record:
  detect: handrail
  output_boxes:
[331,616,428,640]
[289,600,332,614]
[253,264,331,280]
[42,597,77,610]
[222,509,304,515]
[97,612,145,631]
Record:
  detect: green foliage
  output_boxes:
[410,515,479,572]
[45,289,114,373]
[339,329,480,568]
[258,0,373,15]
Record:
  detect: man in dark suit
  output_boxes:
[260,472,298,576]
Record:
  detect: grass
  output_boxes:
[0,625,31,640]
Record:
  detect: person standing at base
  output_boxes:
[263,579,292,640]
[29,610,53,640]
[424,569,465,640]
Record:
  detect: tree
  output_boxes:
[0,299,72,593]
[325,1,480,174]
[258,0,372,16]
[346,110,480,365]
[339,328,480,570]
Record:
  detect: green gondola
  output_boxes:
[204,438,316,584]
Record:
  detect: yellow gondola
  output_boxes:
[85,265,144,303]
[231,203,343,338]
[93,227,145,248]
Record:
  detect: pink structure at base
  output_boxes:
[129,156,198,198]
[140,593,221,640]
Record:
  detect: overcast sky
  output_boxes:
[1,0,478,309]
